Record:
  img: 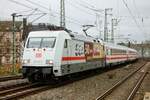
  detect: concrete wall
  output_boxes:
[0,32,22,64]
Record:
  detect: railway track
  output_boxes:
[0,64,126,100]
[0,83,42,100]
[0,74,23,82]
[0,61,145,100]
[95,62,148,100]
[0,81,29,91]
[127,63,149,100]
[0,79,77,100]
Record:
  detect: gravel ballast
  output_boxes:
[19,61,146,100]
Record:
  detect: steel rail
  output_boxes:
[95,62,147,100]
[0,85,50,100]
[0,83,39,97]
[0,82,28,91]
[127,67,148,100]
[0,75,22,82]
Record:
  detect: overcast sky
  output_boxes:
[0,0,150,43]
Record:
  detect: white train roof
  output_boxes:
[104,42,137,52]
[69,32,104,44]
[28,30,71,39]
[28,30,103,43]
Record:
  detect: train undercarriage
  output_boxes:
[22,67,54,82]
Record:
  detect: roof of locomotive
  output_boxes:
[27,30,71,39]
[28,30,103,44]
[71,33,103,44]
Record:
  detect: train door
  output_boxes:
[100,45,105,67]
[61,39,70,75]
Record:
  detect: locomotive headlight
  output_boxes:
[46,60,53,65]
[22,59,30,64]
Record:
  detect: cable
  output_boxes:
[8,0,49,23]
[16,9,37,14]
[8,0,82,26]
[25,0,56,17]
[31,13,47,23]
[66,0,95,16]
[25,0,49,11]
[132,0,146,33]
[122,0,144,33]
[119,16,150,19]
[26,8,38,19]
[133,0,140,18]
[8,0,35,10]
[73,0,104,14]
[77,0,96,9]
[8,0,45,13]
[24,0,82,25]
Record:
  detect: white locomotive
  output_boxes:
[22,30,139,82]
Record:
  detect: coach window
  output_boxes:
[64,39,68,48]
[107,49,111,55]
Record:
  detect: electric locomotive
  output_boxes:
[22,30,139,82]
[22,30,105,82]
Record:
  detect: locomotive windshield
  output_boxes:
[27,37,56,48]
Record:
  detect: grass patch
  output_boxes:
[0,63,21,76]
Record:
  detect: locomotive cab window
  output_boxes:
[41,38,56,48]
[27,37,56,48]
[27,38,41,48]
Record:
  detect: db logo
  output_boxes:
[36,53,42,58]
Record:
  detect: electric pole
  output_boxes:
[95,13,102,39]
[11,13,16,74]
[104,8,112,42]
[111,19,117,43]
[60,0,65,28]
[111,18,119,43]
[111,19,114,43]
[22,18,27,40]
[11,13,22,74]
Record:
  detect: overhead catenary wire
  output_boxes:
[8,0,48,23]
[31,13,47,23]
[24,0,82,26]
[119,16,150,19]
[73,0,104,14]
[76,0,96,9]
[66,0,96,16]
[8,0,82,26]
[25,8,38,19]
[7,0,101,27]
[8,0,38,11]
[132,0,146,33]
[8,0,46,14]
[133,0,141,18]
[16,9,37,14]
[122,0,145,34]
[25,0,49,10]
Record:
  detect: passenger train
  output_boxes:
[22,30,139,82]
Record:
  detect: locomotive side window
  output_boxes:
[64,39,67,48]
[27,37,56,48]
